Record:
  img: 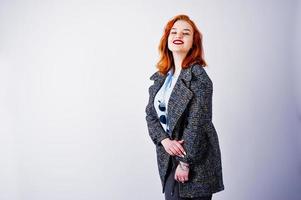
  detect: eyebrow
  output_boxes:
[171,28,191,32]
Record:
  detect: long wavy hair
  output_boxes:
[156,14,207,75]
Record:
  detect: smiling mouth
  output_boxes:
[173,40,184,45]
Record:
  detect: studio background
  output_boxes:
[0,0,300,200]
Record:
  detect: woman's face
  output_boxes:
[167,20,194,54]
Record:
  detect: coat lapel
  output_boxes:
[167,68,193,134]
[149,66,194,135]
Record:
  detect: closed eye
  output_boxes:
[170,31,190,35]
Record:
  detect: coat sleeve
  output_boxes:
[175,69,213,165]
[145,83,170,146]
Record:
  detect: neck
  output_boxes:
[172,51,187,76]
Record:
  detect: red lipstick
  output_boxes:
[173,39,184,44]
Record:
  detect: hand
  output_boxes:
[174,162,189,183]
[161,138,186,157]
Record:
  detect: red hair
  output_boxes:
[156,14,207,74]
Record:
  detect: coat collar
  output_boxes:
[149,63,194,82]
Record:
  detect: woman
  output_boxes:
[145,15,225,200]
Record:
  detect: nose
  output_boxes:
[175,32,183,39]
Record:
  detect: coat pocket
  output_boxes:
[189,155,216,182]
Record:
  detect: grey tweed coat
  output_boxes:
[145,63,225,198]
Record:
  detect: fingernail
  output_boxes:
[182,155,185,158]
[184,152,187,155]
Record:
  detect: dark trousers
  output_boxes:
[164,157,213,200]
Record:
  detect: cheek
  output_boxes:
[187,38,193,48]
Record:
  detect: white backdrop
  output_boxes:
[0,0,300,200]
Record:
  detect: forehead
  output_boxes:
[171,20,193,31]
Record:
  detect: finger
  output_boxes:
[179,177,185,183]
[169,146,179,156]
[171,144,183,156]
[174,140,186,155]
[173,142,186,156]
